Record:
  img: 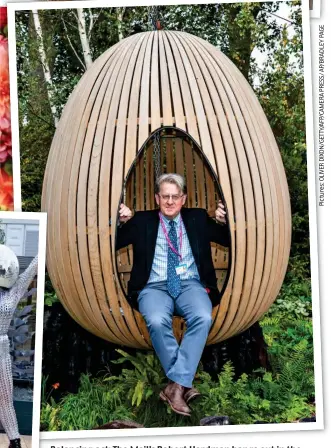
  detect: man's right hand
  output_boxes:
[119,203,133,223]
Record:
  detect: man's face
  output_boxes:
[155,182,187,220]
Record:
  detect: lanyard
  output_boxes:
[159,212,183,260]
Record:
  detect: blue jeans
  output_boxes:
[138,279,212,388]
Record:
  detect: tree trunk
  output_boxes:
[116,7,125,41]
[226,4,262,80]
[77,9,93,69]
[32,10,58,128]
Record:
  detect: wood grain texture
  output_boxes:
[42,31,291,348]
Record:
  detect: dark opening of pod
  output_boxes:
[115,127,231,309]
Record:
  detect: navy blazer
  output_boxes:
[116,208,230,309]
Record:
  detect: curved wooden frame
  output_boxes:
[42,31,291,348]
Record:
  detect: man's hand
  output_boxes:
[215,200,226,224]
[119,203,133,223]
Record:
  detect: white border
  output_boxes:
[310,0,321,19]
[302,0,324,432]
[0,210,47,448]
[6,0,323,441]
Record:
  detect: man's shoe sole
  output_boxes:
[159,391,191,417]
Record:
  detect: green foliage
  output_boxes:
[105,349,165,407]
[43,272,59,306]
[41,340,315,430]
[40,376,61,431]
[260,274,314,402]
[260,316,314,398]
[196,362,312,424]
[253,2,309,269]
[44,291,59,307]
[268,281,312,320]
[46,374,133,431]
[40,400,61,432]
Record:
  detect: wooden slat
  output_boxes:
[161,33,186,131]
[138,33,154,147]
[151,32,161,132]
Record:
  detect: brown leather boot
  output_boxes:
[159,382,191,416]
[184,387,201,403]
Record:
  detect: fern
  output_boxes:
[105,349,166,408]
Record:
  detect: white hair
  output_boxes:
[155,173,186,194]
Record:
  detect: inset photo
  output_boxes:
[0,211,46,448]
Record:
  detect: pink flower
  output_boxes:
[0,8,7,30]
[0,36,9,83]
[0,36,10,125]
[0,129,11,163]
[0,164,13,211]
[0,34,11,164]
[0,31,12,205]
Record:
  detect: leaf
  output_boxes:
[16,305,34,317]
[132,380,144,407]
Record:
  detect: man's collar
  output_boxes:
[160,212,181,225]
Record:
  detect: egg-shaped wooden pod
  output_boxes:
[42,31,291,348]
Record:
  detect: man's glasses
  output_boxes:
[158,194,184,202]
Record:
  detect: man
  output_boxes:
[116,173,229,417]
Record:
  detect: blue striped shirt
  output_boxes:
[148,212,200,284]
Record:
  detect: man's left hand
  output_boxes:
[215,200,226,224]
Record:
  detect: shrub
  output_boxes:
[195,363,313,424]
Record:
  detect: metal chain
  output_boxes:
[148,5,165,30]
[153,130,161,180]
[148,5,158,30]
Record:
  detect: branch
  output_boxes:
[265,11,296,26]
[61,15,86,70]
[26,101,56,128]
[61,16,80,32]
[88,8,104,39]
[71,9,79,22]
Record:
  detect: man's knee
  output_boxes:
[188,312,212,329]
[145,313,172,331]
